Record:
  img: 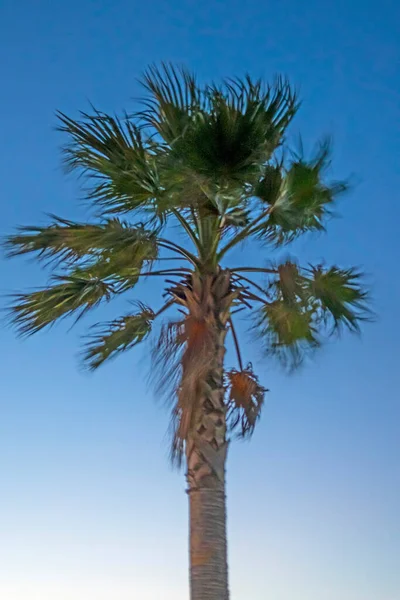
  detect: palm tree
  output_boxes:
[4,64,369,600]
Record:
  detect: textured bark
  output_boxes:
[189,482,229,600]
[185,270,232,600]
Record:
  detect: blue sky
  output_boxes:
[1,1,399,599]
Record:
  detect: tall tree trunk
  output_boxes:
[171,269,235,600]
[187,446,229,600]
[185,285,230,600]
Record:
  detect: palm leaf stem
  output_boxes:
[229,317,244,371]
[217,207,272,260]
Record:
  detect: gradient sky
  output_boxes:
[1,1,400,599]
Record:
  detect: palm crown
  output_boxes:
[5,64,369,460]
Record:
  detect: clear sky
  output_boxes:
[1,1,399,599]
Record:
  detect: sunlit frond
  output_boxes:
[272,260,306,301]
[83,303,155,369]
[268,259,370,332]
[8,272,114,336]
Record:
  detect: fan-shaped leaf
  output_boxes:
[4,218,158,286]
[57,111,164,215]
[255,260,369,367]
[258,142,348,243]
[257,299,319,368]
[140,63,203,143]
[254,164,283,206]
[307,265,369,332]
[8,272,114,336]
[170,79,297,186]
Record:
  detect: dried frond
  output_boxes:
[152,270,237,464]
[226,364,267,437]
[153,312,215,463]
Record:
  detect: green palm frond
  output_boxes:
[4,216,87,262]
[256,141,348,244]
[8,272,114,336]
[255,259,370,367]
[269,259,370,333]
[254,163,283,207]
[258,299,319,368]
[171,81,297,186]
[83,303,155,369]
[271,260,306,302]
[57,111,164,215]
[222,74,298,142]
[140,64,298,187]
[140,63,203,143]
[256,258,319,367]
[4,217,158,279]
[306,265,370,332]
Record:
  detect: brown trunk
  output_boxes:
[188,477,229,600]
[185,277,230,600]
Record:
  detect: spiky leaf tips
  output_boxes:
[57,111,165,217]
[255,141,348,244]
[4,63,370,457]
[5,217,158,270]
[251,259,370,368]
[83,303,155,369]
[258,260,319,367]
[8,273,114,336]
[306,265,369,333]
[165,77,297,187]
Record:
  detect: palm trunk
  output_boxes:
[171,269,235,600]
[187,456,229,600]
[186,306,230,600]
